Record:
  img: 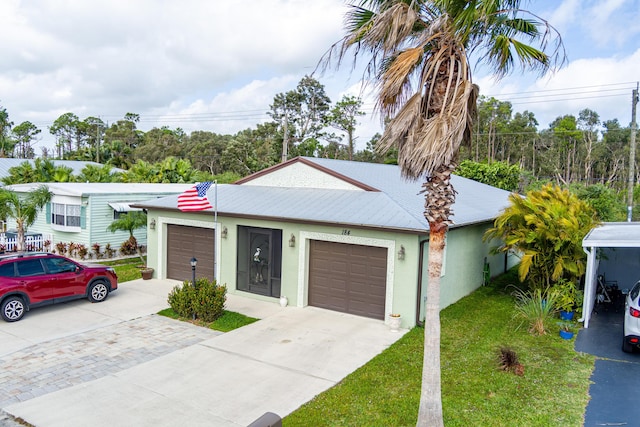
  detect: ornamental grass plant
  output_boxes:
[511,286,558,335]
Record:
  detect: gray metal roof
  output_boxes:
[0,159,123,180]
[7,182,192,196]
[301,157,512,227]
[138,158,514,233]
[583,222,640,247]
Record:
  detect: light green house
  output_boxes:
[137,157,515,328]
[4,183,192,255]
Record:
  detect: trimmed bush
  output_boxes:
[167,278,227,322]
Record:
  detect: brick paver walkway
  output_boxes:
[0,315,218,409]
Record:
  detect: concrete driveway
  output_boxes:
[575,307,640,426]
[0,279,406,426]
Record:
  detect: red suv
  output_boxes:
[0,252,118,322]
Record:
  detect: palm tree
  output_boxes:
[324,1,564,425]
[0,186,52,251]
[107,211,148,264]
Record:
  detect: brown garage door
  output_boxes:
[308,240,387,320]
[167,224,215,281]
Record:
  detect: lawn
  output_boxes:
[157,307,259,332]
[284,283,594,427]
[101,256,145,282]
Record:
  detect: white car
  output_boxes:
[623,280,640,353]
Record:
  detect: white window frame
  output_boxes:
[51,202,82,232]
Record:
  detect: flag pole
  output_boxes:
[214,180,218,281]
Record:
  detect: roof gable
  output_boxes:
[235,157,378,191]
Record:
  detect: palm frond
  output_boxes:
[377,47,423,116]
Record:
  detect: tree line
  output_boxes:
[0,76,638,216]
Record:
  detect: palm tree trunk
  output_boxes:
[16,218,25,252]
[416,164,455,427]
[417,223,446,427]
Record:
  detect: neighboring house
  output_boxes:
[3,183,192,255]
[137,157,516,328]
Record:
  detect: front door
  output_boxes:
[237,226,282,297]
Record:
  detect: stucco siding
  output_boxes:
[146,209,422,327]
[419,222,508,321]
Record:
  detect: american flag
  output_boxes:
[177,182,213,211]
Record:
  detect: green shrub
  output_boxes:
[194,278,227,322]
[167,278,227,322]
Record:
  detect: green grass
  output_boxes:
[283,285,594,427]
[100,257,146,283]
[158,307,259,332]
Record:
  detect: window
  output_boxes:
[113,211,129,220]
[16,259,45,276]
[0,262,16,277]
[42,257,78,274]
[51,203,81,229]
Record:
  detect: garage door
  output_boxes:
[167,225,215,281]
[308,240,387,320]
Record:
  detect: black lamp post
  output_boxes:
[190,257,197,321]
[190,257,197,286]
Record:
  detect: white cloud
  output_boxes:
[0,0,638,154]
[477,48,640,129]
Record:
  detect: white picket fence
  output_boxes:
[0,233,53,253]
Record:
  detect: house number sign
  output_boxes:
[341,229,351,235]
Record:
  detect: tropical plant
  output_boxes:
[0,185,52,251]
[324,1,564,424]
[106,211,147,263]
[485,184,600,290]
[551,278,582,314]
[512,286,558,336]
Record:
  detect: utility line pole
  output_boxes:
[281,109,289,163]
[627,83,639,222]
[96,120,101,163]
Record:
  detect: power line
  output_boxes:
[485,81,637,97]
[14,81,640,132]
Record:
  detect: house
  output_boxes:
[137,157,516,328]
[3,183,192,256]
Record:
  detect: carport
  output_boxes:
[582,222,640,327]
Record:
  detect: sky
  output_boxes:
[1,0,640,155]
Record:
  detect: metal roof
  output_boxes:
[582,222,640,247]
[299,157,513,227]
[7,183,192,197]
[137,158,514,233]
[108,202,142,212]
